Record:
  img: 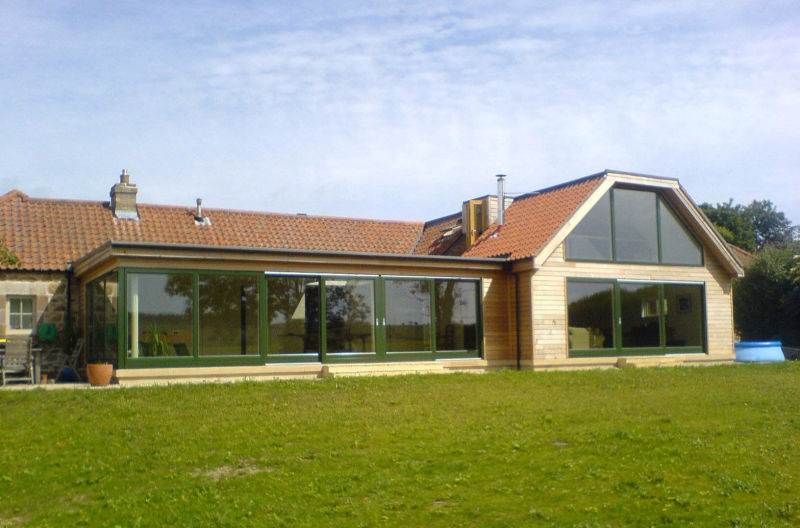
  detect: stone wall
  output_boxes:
[0,271,81,376]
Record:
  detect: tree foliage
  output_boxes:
[700,200,756,251]
[733,243,800,347]
[745,199,795,249]
[0,239,20,267]
[701,199,795,251]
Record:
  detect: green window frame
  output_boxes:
[119,268,266,368]
[116,268,483,368]
[567,278,706,357]
[85,272,119,365]
[566,188,704,266]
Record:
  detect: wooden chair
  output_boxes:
[1,336,35,385]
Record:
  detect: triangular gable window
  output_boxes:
[659,198,703,265]
[566,188,703,266]
[565,192,612,260]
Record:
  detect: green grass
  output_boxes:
[2,363,799,527]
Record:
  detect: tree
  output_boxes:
[700,200,756,251]
[0,239,19,267]
[701,199,795,251]
[733,243,800,348]
[744,200,795,249]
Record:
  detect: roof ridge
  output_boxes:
[0,191,426,226]
[0,189,30,202]
[514,172,606,200]
[137,203,426,225]
[422,211,461,226]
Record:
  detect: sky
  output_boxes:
[1,0,798,224]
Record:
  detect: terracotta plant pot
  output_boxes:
[86,363,113,386]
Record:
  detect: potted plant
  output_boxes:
[86,361,113,386]
[85,331,114,386]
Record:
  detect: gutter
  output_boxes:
[78,240,508,266]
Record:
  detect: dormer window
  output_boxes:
[566,187,702,266]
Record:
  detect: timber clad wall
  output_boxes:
[480,274,516,362]
[528,244,735,364]
[516,270,533,362]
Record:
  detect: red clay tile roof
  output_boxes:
[413,213,465,256]
[0,190,426,271]
[0,173,608,271]
[463,175,605,260]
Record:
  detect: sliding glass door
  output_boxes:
[325,277,377,360]
[265,275,481,362]
[120,269,482,367]
[567,278,705,357]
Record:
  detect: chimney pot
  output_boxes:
[496,174,506,226]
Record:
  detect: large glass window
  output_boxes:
[385,279,432,353]
[664,284,703,347]
[567,281,614,350]
[620,283,661,348]
[267,276,320,355]
[326,278,375,354]
[566,193,612,260]
[119,270,482,365]
[614,189,659,263]
[435,280,478,351]
[565,188,703,265]
[659,199,703,265]
[568,278,705,355]
[127,273,193,358]
[198,274,259,356]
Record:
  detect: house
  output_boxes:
[0,170,743,384]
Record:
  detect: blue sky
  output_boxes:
[2,1,798,224]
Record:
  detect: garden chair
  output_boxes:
[1,336,35,385]
[65,338,84,381]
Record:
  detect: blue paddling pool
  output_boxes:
[734,341,785,362]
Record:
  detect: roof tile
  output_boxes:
[0,190,425,271]
[463,175,604,260]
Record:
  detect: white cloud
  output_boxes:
[0,0,798,222]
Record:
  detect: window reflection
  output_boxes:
[127,273,193,358]
[435,280,478,351]
[567,281,614,350]
[198,275,259,356]
[620,283,661,348]
[267,276,320,354]
[386,280,432,352]
[326,278,375,353]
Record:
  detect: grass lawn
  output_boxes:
[1,363,799,527]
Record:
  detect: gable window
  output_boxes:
[8,296,35,332]
[614,189,659,263]
[565,192,612,260]
[566,188,703,266]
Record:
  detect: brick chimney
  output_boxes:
[110,170,139,220]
